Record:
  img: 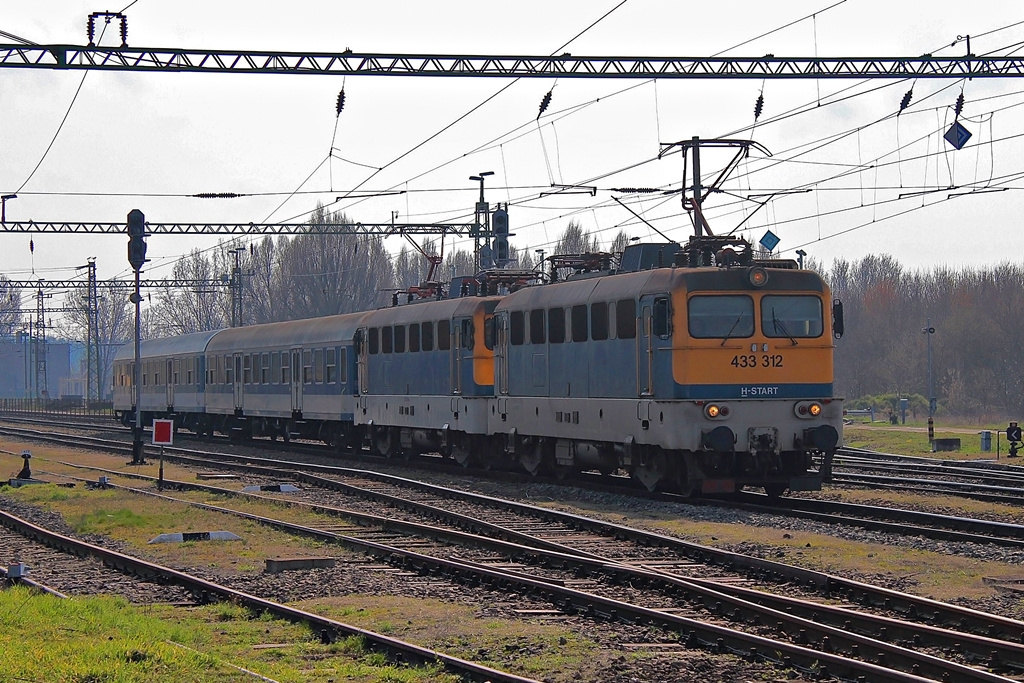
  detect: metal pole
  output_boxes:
[923,319,935,448]
[131,267,145,464]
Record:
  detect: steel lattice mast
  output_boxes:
[1,45,1021,79]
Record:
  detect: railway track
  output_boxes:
[6,426,1024,680]
[0,506,541,683]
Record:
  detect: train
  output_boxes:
[113,235,844,496]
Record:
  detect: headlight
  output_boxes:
[794,401,823,419]
[704,403,730,420]
[747,266,769,288]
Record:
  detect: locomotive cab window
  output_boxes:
[688,295,754,339]
[381,326,393,354]
[652,296,671,338]
[461,319,474,349]
[761,295,823,338]
[394,325,406,353]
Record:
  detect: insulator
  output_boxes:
[954,92,965,116]
[537,90,553,120]
[898,88,913,114]
[336,89,346,115]
[611,187,660,194]
[29,238,33,254]
[86,18,95,45]
[119,15,128,47]
[193,192,243,199]
[754,93,764,121]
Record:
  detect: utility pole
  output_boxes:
[127,209,147,465]
[34,287,50,401]
[229,247,246,328]
[470,172,493,272]
[76,258,100,406]
[923,319,936,446]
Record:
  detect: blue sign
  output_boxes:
[759,229,780,252]
[944,121,972,150]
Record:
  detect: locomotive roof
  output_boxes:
[113,329,221,362]
[360,295,502,326]
[206,312,366,352]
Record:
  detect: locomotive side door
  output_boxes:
[637,297,655,397]
[496,313,509,395]
[290,348,303,413]
[166,359,175,408]
[232,353,243,410]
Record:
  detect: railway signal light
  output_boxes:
[1008,422,1022,443]
[127,209,147,271]
[492,207,509,265]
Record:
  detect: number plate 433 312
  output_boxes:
[730,354,783,368]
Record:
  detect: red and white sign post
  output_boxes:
[152,419,174,489]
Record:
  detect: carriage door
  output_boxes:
[356,329,368,394]
[232,353,244,410]
[451,318,463,395]
[638,297,655,396]
[290,348,303,413]
[166,359,175,408]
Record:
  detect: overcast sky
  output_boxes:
[2,0,1023,300]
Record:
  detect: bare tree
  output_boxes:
[148,248,227,335]
[0,277,23,335]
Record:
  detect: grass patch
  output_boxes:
[843,424,1008,460]
[306,594,607,679]
[0,585,460,682]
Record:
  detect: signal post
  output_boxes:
[127,209,147,465]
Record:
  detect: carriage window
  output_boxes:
[338,348,348,382]
[422,322,434,351]
[510,311,525,345]
[409,323,420,352]
[326,348,337,383]
[394,325,406,353]
[381,326,393,354]
[368,328,379,355]
[186,357,194,385]
[271,352,281,384]
[548,308,565,344]
[688,295,754,338]
[438,320,451,350]
[529,309,546,344]
[590,302,608,340]
[761,295,823,338]
[262,353,270,384]
[653,296,671,338]
[484,315,495,350]
[616,299,637,339]
[314,348,324,383]
[303,349,313,384]
[244,354,252,384]
[280,353,290,384]
[571,305,588,342]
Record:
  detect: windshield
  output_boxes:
[688,295,754,339]
[761,295,823,338]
